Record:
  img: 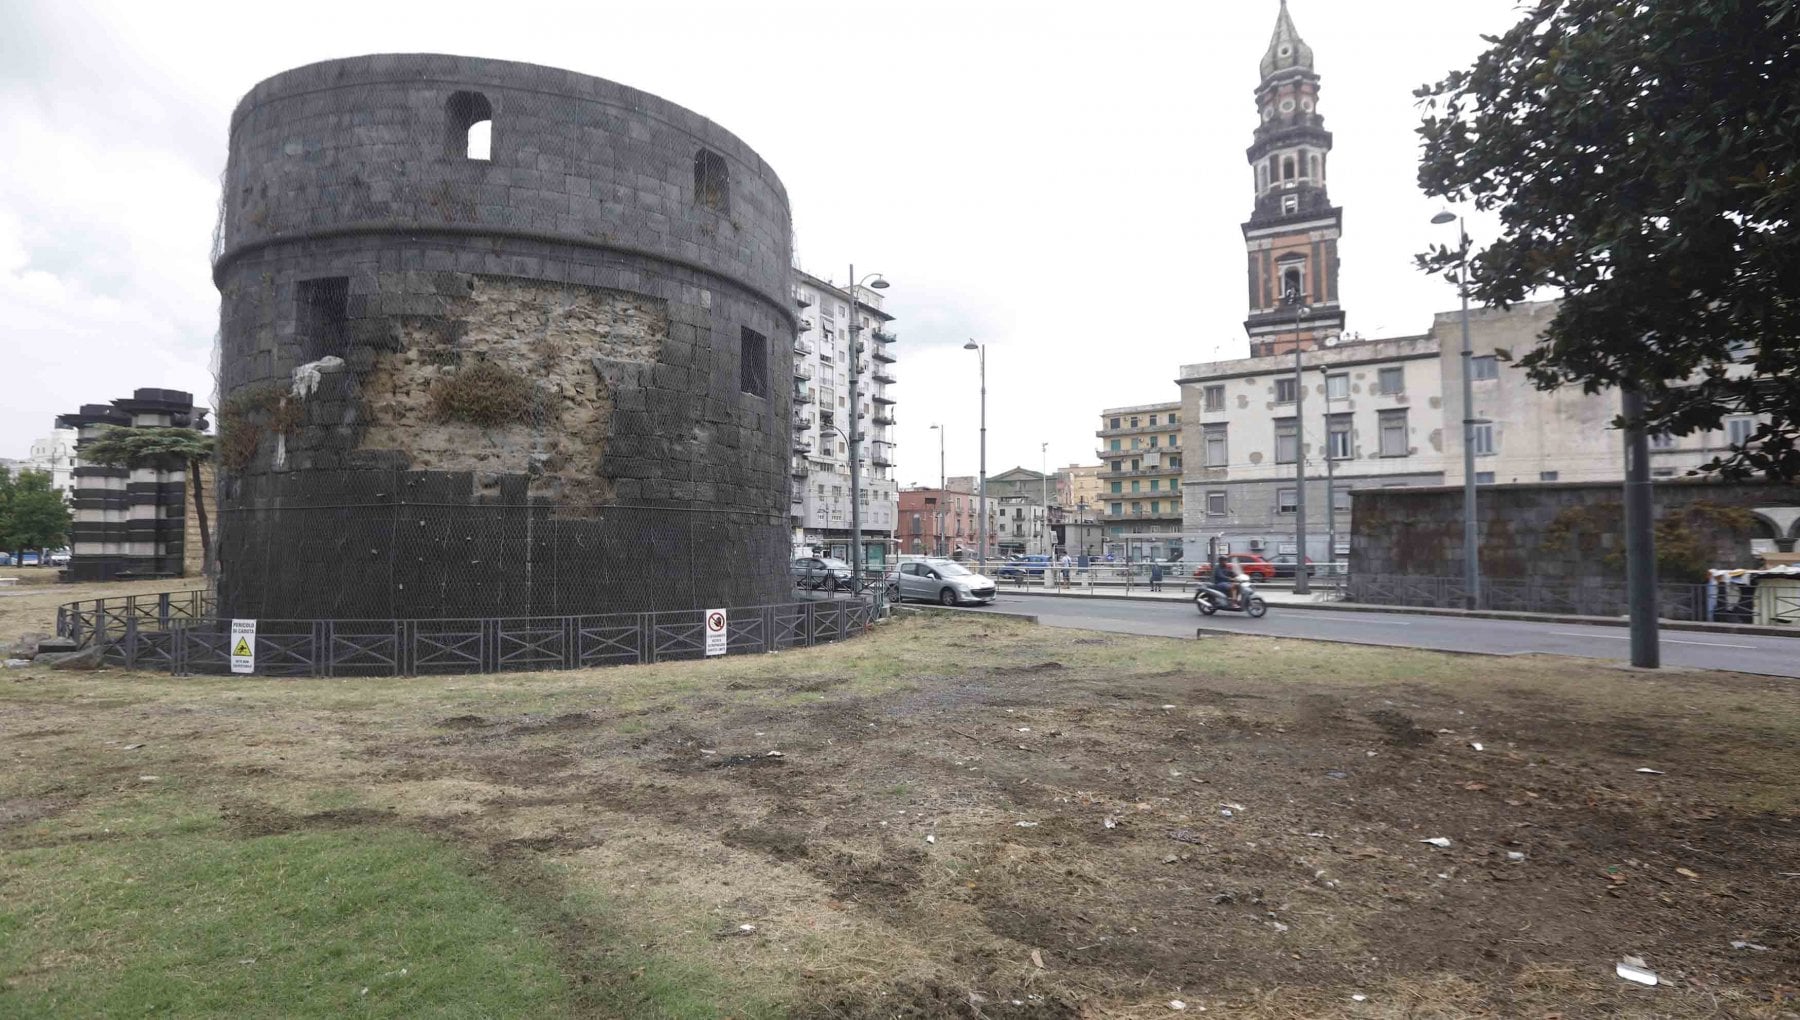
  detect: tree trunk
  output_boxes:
[189,457,214,577]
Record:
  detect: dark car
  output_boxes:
[1270,553,1316,579]
[995,554,1052,580]
[791,556,853,591]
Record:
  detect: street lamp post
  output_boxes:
[1040,442,1050,556]
[1432,211,1480,610]
[845,265,888,593]
[929,423,946,556]
[1285,289,1311,596]
[963,339,987,573]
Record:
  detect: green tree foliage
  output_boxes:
[1416,0,1800,478]
[0,467,72,557]
[80,426,216,575]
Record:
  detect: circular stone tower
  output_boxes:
[212,54,796,620]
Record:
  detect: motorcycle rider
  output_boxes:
[1209,557,1241,609]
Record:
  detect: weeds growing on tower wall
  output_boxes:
[216,383,303,471]
[428,361,539,428]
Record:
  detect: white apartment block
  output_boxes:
[1176,300,1748,561]
[789,269,899,566]
[28,428,79,498]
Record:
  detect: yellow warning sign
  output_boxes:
[233,638,252,657]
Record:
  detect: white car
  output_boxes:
[891,558,997,606]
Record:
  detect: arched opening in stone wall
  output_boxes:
[1282,155,1296,180]
[446,91,493,161]
[694,148,729,212]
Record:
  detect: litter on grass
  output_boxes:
[1419,837,1454,848]
[1616,956,1659,986]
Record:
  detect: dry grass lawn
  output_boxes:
[3,610,1798,1018]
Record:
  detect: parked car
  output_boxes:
[1192,553,1276,581]
[46,549,71,566]
[890,557,996,606]
[1269,553,1315,579]
[18,551,40,567]
[995,554,1052,580]
[0,553,11,566]
[791,556,853,591]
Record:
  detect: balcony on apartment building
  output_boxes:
[793,361,815,381]
[1099,506,1183,522]
[793,436,814,455]
[870,441,894,468]
[871,328,897,343]
[794,290,813,309]
[871,366,896,385]
[1096,447,1181,464]
[1103,461,1184,480]
[792,411,812,432]
[1096,419,1181,438]
[790,460,810,479]
[871,392,896,406]
[870,345,896,364]
[793,386,816,405]
[793,337,814,357]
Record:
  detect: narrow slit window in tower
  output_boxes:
[1282,156,1295,180]
[1310,154,1320,179]
[740,326,768,398]
[446,91,493,160]
[695,149,729,213]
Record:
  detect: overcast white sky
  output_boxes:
[0,0,1525,481]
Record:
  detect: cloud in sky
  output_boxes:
[0,0,1521,480]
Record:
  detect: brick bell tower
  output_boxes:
[1243,0,1344,357]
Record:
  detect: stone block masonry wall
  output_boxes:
[212,55,796,620]
[1350,479,1800,586]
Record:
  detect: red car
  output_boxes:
[1192,553,1276,581]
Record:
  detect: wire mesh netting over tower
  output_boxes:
[211,54,797,620]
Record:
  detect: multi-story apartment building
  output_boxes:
[1095,401,1185,561]
[1057,463,1104,518]
[897,484,982,558]
[1177,334,1440,561]
[789,270,899,567]
[1177,299,1755,562]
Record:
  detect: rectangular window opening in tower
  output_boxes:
[296,277,349,361]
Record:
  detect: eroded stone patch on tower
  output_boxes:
[356,275,668,512]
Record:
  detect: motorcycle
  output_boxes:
[1195,577,1268,618]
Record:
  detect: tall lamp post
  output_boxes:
[963,339,987,573]
[1319,361,1338,578]
[1040,442,1050,556]
[845,265,888,593]
[1285,288,1311,596]
[929,423,946,556]
[1432,211,1480,610]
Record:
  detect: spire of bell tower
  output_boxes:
[1260,0,1314,79]
[1242,0,1345,358]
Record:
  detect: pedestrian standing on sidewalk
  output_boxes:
[1058,551,1073,590]
[1149,561,1165,592]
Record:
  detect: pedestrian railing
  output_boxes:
[58,592,887,677]
[1345,574,1713,621]
[57,589,215,649]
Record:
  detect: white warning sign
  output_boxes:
[704,608,728,657]
[230,619,257,674]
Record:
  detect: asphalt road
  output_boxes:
[963,594,1800,679]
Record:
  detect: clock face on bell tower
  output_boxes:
[1242,0,1345,358]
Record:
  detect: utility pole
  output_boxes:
[1434,210,1481,609]
[1622,386,1660,667]
[1040,442,1049,556]
[1320,362,1337,577]
[930,423,946,556]
[964,340,987,573]
[1287,290,1311,596]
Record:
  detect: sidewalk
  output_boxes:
[1000,584,1800,639]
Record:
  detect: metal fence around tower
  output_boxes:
[56,589,886,677]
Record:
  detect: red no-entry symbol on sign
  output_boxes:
[707,612,726,632]
[705,608,729,656]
